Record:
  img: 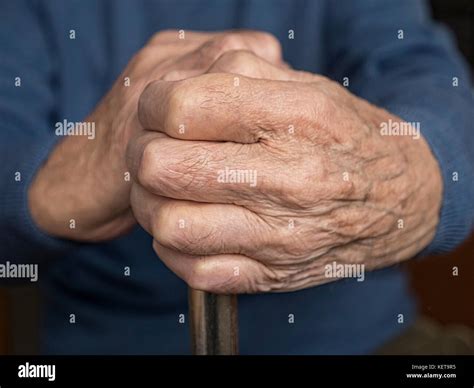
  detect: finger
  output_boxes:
[159,30,284,81]
[152,240,270,294]
[128,132,261,203]
[186,30,283,66]
[207,50,318,82]
[128,130,360,209]
[135,30,255,78]
[125,124,159,180]
[148,29,281,59]
[138,73,318,142]
[129,132,283,206]
[130,184,277,260]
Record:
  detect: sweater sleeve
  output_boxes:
[0,0,80,265]
[325,0,474,255]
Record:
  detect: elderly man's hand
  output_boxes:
[129,50,443,293]
[28,30,283,241]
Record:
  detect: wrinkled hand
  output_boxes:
[29,30,283,241]
[129,49,442,293]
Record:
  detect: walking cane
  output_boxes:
[188,288,238,355]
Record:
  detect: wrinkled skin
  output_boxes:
[29,30,283,241]
[128,48,442,293]
[29,30,442,294]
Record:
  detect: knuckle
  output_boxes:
[137,80,157,127]
[212,49,256,73]
[254,31,282,61]
[129,47,153,71]
[161,81,186,135]
[310,73,331,85]
[215,33,247,53]
[150,29,178,44]
[137,140,160,190]
[153,206,183,251]
[314,91,335,116]
[201,33,247,62]
[161,70,181,81]
[161,69,187,81]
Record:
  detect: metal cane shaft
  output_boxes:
[188,288,238,355]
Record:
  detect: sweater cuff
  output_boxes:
[383,104,474,256]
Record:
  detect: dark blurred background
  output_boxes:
[0,0,473,355]
[431,0,473,76]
